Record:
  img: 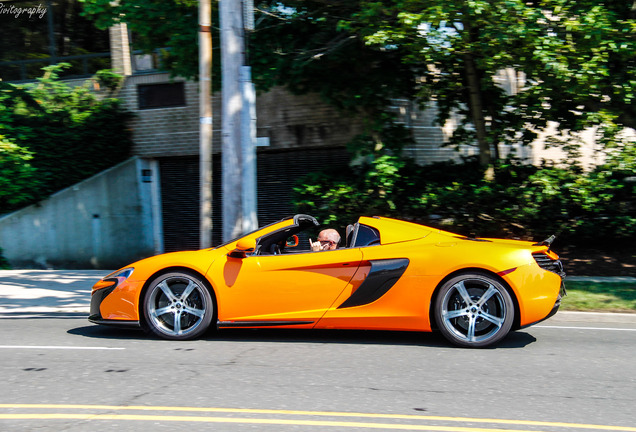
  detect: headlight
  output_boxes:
[93,267,134,291]
[104,267,134,281]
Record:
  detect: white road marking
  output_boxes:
[536,325,636,332]
[0,345,124,350]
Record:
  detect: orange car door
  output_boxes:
[212,248,363,323]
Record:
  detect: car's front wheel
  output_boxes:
[434,273,514,348]
[143,271,215,340]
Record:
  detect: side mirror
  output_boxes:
[286,235,299,247]
[229,238,256,258]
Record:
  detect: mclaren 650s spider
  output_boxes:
[89,214,566,348]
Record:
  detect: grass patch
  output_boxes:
[562,280,636,313]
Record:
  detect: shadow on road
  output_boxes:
[68,325,147,340]
[68,324,537,349]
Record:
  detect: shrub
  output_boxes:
[292,152,636,248]
[0,135,41,211]
[0,64,133,214]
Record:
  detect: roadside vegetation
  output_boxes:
[292,152,635,252]
[0,64,132,215]
[563,280,636,313]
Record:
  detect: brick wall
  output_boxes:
[116,73,364,158]
[115,73,203,157]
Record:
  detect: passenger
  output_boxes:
[310,229,341,251]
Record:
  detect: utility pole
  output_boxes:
[199,0,213,248]
[240,64,258,235]
[46,0,57,64]
[219,0,258,241]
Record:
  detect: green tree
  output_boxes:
[79,0,420,155]
[249,1,424,155]
[355,0,636,170]
[0,64,133,214]
[79,0,217,81]
[78,1,635,167]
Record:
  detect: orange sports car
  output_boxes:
[89,214,566,348]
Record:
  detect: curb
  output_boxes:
[566,276,636,283]
[549,311,636,324]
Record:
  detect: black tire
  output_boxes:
[142,271,215,340]
[434,273,514,348]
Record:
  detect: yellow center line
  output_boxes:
[0,413,588,431]
[0,405,633,432]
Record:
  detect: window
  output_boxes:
[137,82,185,109]
[352,225,381,247]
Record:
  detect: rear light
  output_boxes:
[532,252,565,277]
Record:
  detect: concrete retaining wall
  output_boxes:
[0,157,162,269]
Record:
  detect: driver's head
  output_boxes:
[317,229,341,251]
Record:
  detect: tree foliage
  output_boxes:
[78,0,635,165]
[79,0,218,81]
[0,135,40,210]
[294,152,636,247]
[353,0,636,168]
[250,1,635,169]
[0,64,133,214]
[249,1,424,154]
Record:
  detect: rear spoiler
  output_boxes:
[533,235,556,251]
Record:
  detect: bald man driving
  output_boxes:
[309,229,341,251]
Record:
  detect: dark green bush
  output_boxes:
[293,152,636,248]
[0,64,133,214]
[0,136,41,211]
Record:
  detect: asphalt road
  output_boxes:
[1,270,635,431]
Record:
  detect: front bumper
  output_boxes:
[89,282,141,328]
[88,315,141,328]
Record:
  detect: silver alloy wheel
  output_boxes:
[435,273,514,348]
[144,272,214,340]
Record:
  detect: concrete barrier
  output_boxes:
[0,157,162,269]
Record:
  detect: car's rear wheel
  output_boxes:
[143,272,215,340]
[434,273,514,348]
